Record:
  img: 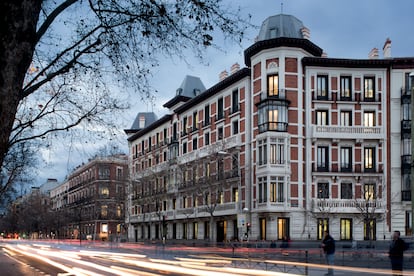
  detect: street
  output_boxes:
[1,239,414,276]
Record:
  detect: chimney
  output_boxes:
[322,52,328,58]
[230,63,240,74]
[139,115,145,129]
[368,48,379,59]
[301,26,310,40]
[383,38,391,58]
[219,70,228,81]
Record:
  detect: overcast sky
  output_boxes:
[35,0,414,187]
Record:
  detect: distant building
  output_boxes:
[50,154,128,241]
[125,13,414,242]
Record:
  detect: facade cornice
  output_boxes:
[244,37,323,66]
[302,57,392,68]
[174,67,251,114]
[127,114,172,142]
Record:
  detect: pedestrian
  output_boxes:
[321,230,335,276]
[389,230,408,276]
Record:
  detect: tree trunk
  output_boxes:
[0,0,42,166]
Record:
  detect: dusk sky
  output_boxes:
[36,0,414,187]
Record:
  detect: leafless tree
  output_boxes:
[0,0,251,200]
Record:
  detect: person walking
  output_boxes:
[321,230,335,276]
[389,230,408,276]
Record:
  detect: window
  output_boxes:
[364,147,375,171]
[364,77,375,101]
[182,116,188,135]
[116,205,122,217]
[270,138,285,164]
[364,183,376,200]
[232,188,239,202]
[204,105,210,126]
[340,218,352,240]
[258,139,267,165]
[363,111,375,127]
[340,76,352,100]
[192,111,198,131]
[270,176,284,202]
[98,167,110,179]
[340,147,352,171]
[341,182,353,199]
[182,142,187,154]
[317,146,329,171]
[317,218,329,240]
[317,182,329,199]
[116,168,123,180]
[317,75,328,99]
[232,120,239,135]
[148,137,152,151]
[232,89,239,113]
[100,186,109,197]
[101,205,108,218]
[364,219,376,240]
[277,218,290,240]
[316,110,328,125]
[217,127,223,140]
[258,176,267,203]
[219,191,224,204]
[217,97,224,120]
[204,132,210,146]
[192,137,197,150]
[257,101,288,132]
[183,196,187,208]
[267,74,279,97]
[340,111,352,126]
[231,153,239,177]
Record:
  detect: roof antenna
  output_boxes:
[281,1,284,14]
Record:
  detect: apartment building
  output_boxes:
[126,13,414,242]
[50,154,128,240]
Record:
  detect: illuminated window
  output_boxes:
[364,147,375,171]
[364,183,376,200]
[100,186,109,197]
[340,218,352,240]
[317,218,329,240]
[267,74,279,97]
[270,176,284,202]
[101,205,108,218]
[101,223,108,233]
[364,77,375,100]
[363,111,375,127]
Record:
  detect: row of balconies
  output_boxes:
[312,91,381,103]
[312,125,383,140]
[312,163,383,174]
[128,197,386,224]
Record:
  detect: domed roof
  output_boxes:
[257,14,307,41]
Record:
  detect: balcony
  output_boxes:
[258,122,288,133]
[312,163,383,175]
[401,120,411,135]
[402,190,411,201]
[401,155,411,174]
[312,198,385,213]
[260,89,287,100]
[311,125,383,140]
